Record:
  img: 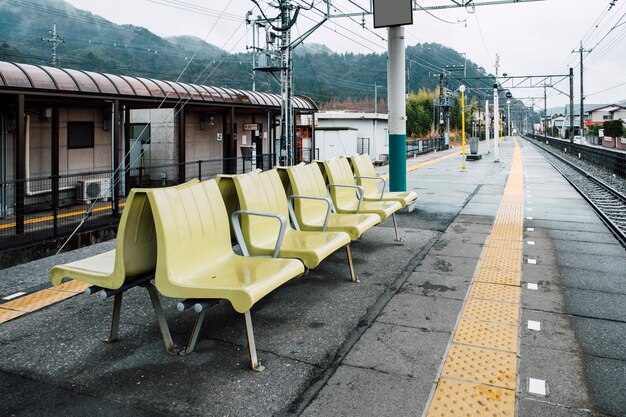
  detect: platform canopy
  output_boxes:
[0,61,317,111]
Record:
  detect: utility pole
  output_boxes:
[569,67,574,142]
[493,54,500,162]
[279,0,294,166]
[438,74,445,148]
[485,100,490,154]
[41,24,64,67]
[573,41,591,141]
[543,84,548,139]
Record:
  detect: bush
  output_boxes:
[603,120,623,138]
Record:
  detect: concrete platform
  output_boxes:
[0,137,624,416]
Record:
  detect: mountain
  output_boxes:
[165,35,224,59]
[0,0,494,107]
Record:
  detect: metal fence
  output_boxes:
[0,154,275,250]
[406,137,446,157]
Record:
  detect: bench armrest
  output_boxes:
[287,195,334,231]
[327,183,365,213]
[354,175,386,200]
[231,210,287,258]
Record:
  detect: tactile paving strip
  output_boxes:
[53,280,91,294]
[475,268,521,286]
[1,289,75,312]
[469,282,521,304]
[462,298,519,326]
[441,344,517,390]
[425,139,524,417]
[480,255,522,273]
[426,379,515,417]
[0,308,26,323]
[453,319,518,353]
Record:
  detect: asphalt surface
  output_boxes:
[0,139,624,416]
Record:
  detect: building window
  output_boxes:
[67,122,94,149]
[130,123,151,144]
[603,115,611,120]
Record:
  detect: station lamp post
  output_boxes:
[460,84,466,170]
[506,90,513,137]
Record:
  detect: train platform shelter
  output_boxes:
[0,138,624,417]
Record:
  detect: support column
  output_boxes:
[177,104,186,183]
[387,26,406,192]
[124,107,131,194]
[493,84,500,162]
[51,107,59,237]
[112,100,122,215]
[485,100,490,154]
[15,95,25,235]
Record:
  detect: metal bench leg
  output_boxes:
[346,244,359,283]
[104,293,123,343]
[142,283,177,355]
[179,309,207,356]
[244,311,265,372]
[392,213,402,242]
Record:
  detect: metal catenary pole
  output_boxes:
[388,26,407,192]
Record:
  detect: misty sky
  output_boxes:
[63,0,626,109]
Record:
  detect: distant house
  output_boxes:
[586,104,626,127]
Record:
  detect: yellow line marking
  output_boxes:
[425,139,523,417]
[0,203,125,230]
[380,150,462,180]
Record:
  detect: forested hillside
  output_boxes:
[0,0,494,112]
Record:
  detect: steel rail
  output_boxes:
[523,136,626,249]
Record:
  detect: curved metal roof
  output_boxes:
[0,61,317,111]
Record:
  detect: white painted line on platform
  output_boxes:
[528,201,533,204]
[528,378,547,396]
[528,320,542,331]
[528,259,537,264]
[527,283,539,290]
[527,217,534,220]
[527,241,536,245]
[2,292,26,301]
[527,208,533,211]
[527,228,535,232]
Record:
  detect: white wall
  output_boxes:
[315,129,358,160]
[314,112,389,160]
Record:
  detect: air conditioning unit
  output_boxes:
[76,179,111,203]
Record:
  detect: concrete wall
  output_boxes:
[25,108,112,178]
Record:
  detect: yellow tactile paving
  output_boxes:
[462,298,519,326]
[426,379,515,417]
[484,239,523,251]
[469,282,521,304]
[480,256,522,273]
[453,319,518,353]
[441,344,517,390]
[425,139,524,416]
[53,280,91,294]
[475,268,521,286]
[0,308,26,323]
[1,289,75,313]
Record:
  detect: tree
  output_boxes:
[603,120,623,138]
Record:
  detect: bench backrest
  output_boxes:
[230,169,290,248]
[286,163,329,226]
[320,157,360,211]
[348,154,380,197]
[147,180,233,297]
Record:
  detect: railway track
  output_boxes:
[524,136,626,248]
